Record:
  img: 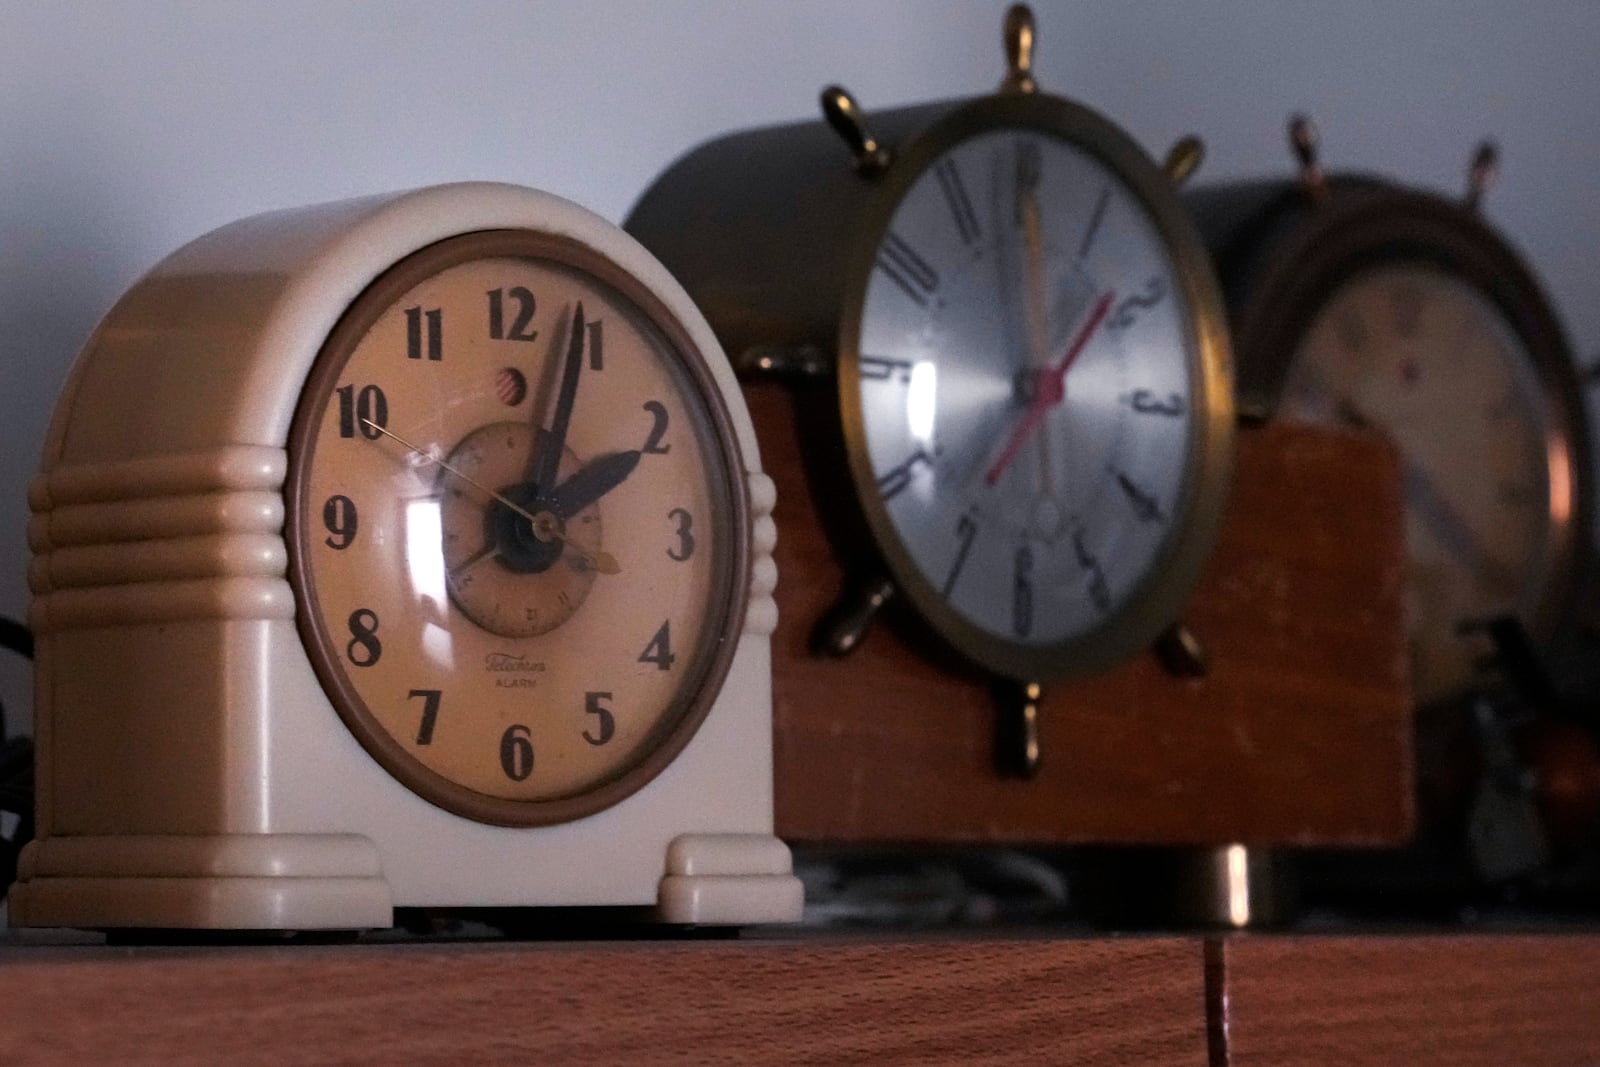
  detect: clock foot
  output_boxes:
[994,679,1042,778]
[8,833,393,931]
[1153,620,1208,678]
[656,834,804,925]
[813,576,896,656]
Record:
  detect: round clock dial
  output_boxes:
[288,230,748,826]
[844,117,1228,680]
[1278,262,1569,705]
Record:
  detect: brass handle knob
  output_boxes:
[821,85,892,177]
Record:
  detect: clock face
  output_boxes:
[287,230,748,826]
[1278,262,1569,706]
[849,126,1201,672]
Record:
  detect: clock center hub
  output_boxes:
[439,421,604,638]
[487,481,565,574]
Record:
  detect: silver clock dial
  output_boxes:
[856,128,1196,647]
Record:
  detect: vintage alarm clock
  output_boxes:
[1184,116,1592,711]
[626,5,1234,774]
[12,182,803,930]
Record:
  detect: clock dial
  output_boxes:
[1278,262,1569,706]
[851,128,1198,656]
[288,231,746,825]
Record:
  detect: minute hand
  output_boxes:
[529,300,587,495]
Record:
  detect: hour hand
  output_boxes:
[547,449,642,518]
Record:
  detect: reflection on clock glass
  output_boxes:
[1278,262,1565,706]
[855,127,1197,647]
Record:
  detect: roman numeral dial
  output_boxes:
[851,122,1205,661]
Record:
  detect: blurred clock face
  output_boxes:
[1278,262,1569,706]
[287,231,746,826]
[849,126,1200,668]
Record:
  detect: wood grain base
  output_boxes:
[756,380,1413,847]
[1214,934,1600,1066]
[0,936,1207,1066]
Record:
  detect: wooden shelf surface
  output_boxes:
[6,930,1600,1064]
[0,934,1207,1067]
[1215,934,1600,1067]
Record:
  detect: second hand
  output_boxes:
[984,289,1115,487]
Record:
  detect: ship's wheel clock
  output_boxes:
[1184,116,1592,712]
[626,5,1235,775]
[13,182,802,930]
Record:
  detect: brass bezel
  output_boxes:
[837,91,1235,683]
[285,229,751,827]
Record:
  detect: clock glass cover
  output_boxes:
[849,127,1206,673]
[288,230,748,826]
[1278,261,1571,706]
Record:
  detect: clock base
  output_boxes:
[9,833,393,931]
[9,831,804,931]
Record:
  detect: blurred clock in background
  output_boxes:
[1186,118,1591,713]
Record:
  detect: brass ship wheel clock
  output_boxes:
[627,6,1235,775]
[15,183,802,930]
[1185,116,1592,711]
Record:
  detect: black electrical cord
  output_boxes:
[0,616,34,899]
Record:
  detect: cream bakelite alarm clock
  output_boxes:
[12,182,802,930]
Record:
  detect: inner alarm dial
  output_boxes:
[295,250,731,809]
[438,423,602,638]
[855,128,1195,647]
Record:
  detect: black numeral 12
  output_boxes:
[487,287,537,342]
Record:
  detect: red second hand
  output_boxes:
[985,290,1115,487]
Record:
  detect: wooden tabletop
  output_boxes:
[0,934,1207,1067]
[1214,934,1600,1067]
[4,930,1600,1065]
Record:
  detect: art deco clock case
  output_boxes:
[1182,117,1593,715]
[625,6,1234,774]
[13,181,803,931]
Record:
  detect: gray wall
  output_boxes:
[3,1,1598,734]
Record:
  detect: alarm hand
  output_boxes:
[528,510,622,575]
[985,289,1115,486]
[547,449,642,519]
[363,419,538,523]
[528,301,587,497]
[363,418,620,575]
